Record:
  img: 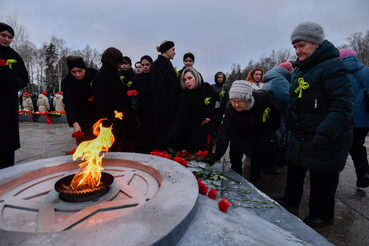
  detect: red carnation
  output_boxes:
[0,59,7,66]
[72,130,84,139]
[127,90,138,96]
[69,148,77,155]
[198,180,208,194]
[208,189,218,200]
[173,156,188,168]
[193,173,198,180]
[218,198,230,212]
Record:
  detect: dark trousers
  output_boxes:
[229,142,263,181]
[1,151,15,169]
[283,161,339,220]
[349,128,369,178]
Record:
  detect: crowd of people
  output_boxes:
[2,20,369,229]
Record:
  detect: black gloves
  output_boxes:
[160,136,173,150]
[310,133,330,150]
[206,152,223,166]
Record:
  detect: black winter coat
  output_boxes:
[215,90,281,156]
[285,40,354,173]
[150,55,181,147]
[62,68,98,138]
[167,83,217,152]
[0,46,29,154]
[92,64,135,150]
[131,71,154,153]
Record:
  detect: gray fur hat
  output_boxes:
[291,22,325,45]
[229,80,252,101]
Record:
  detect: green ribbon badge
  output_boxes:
[7,59,17,69]
[262,107,271,122]
[294,77,309,98]
[204,97,211,106]
[120,76,125,82]
[174,66,180,79]
[127,81,132,87]
[219,90,225,97]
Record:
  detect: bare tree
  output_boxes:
[345,30,369,66]
[5,11,29,52]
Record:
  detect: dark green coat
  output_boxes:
[285,40,354,173]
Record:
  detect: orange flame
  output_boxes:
[114,110,123,120]
[70,112,122,191]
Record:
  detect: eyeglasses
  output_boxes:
[231,100,246,106]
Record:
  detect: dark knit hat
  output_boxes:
[339,49,357,59]
[0,22,14,37]
[140,55,153,64]
[67,56,86,70]
[291,22,325,45]
[183,52,195,63]
[229,80,253,101]
[123,56,132,66]
[156,40,175,54]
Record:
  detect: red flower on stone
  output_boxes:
[195,150,209,160]
[127,90,138,96]
[198,180,208,194]
[193,173,198,180]
[208,189,218,200]
[218,198,230,212]
[173,156,188,168]
[71,130,84,139]
[0,59,7,66]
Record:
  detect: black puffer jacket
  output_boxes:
[285,40,354,173]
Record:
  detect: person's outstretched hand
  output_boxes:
[205,152,223,166]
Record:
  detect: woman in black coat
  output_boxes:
[207,80,281,185]
[0,23,29,168]
[62,56,98,145]
[92,47,133,152]
[164,67,216,153]
[150,40,182,149]
[131,55,154,154]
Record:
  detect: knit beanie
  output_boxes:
[229,80,253,101]
[67,56,86,70]
[339,49,358,59]
[57,91,62,95]
[42,91,47,96]
[183,52,195,63]
[156,40,175,54]
[24,92,29,96]
[140,55,153,64]
[123,56,132,66]
[0,22,14,37]
[291,22,325,45]
[278,62,293,72]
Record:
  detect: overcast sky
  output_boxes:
[1,0,368,83]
